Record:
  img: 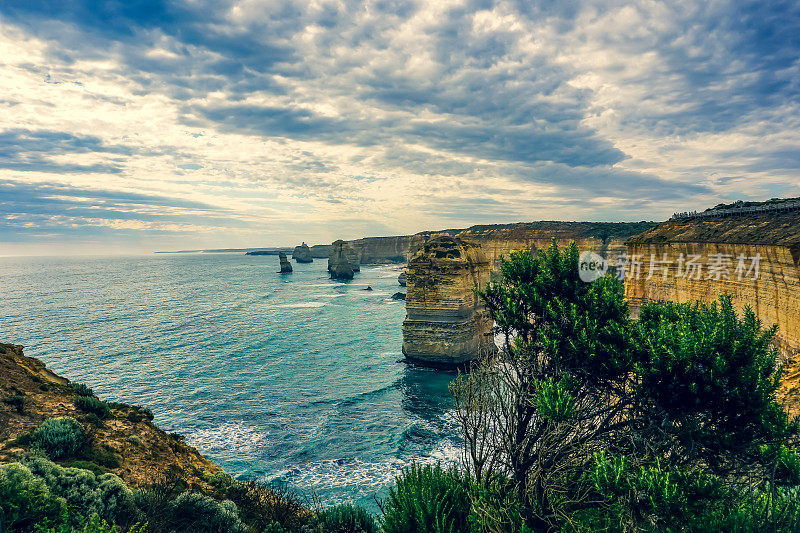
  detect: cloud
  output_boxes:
[0,0,798,251]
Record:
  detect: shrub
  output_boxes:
[76,396,111,419]
[3,393,25,413]
[71,383,95,397]
[23,457,138,527]
[0,462,67,532]
[311,503,377,533]
[30,417,86,459]
[224,479,312,531]
[127,435,142,446]
[41,513,146,533]
[167,492,247,533]
[85,444,121,469]
[126,407,154,423]
[86,412,105,427]
[382,463,472,533]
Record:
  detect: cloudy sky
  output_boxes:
[1,0,798,254]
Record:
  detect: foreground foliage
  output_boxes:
[446,240,800,531]
[0,456,373,533]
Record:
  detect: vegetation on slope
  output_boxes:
[4,240,800,531]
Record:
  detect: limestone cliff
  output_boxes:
[623,212,800,412]
[328,240,357,280]
[412,222,656,270]
[0,343,223,490]
[402,236,497,366]
[292,242,313,263]
[403,222,657,367]
[349,235,412,264]
[308,244,331,258]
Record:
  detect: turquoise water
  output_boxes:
[0,254,460,509]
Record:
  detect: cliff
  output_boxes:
[0,343,223,490]
[402,236,497,366]
[292,242,313,263]
[348,235,412,264]
[328,240,358,279]
[623,212,800,413]
[403,221,657,367]
[308,244,331,258]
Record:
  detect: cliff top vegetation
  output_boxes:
[627,209,800,245]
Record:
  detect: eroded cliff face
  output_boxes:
[349,235,411,264]
[292,242,313,263]
[402,222,657,367]
[624,213,800,413]
[328,239,358,279]
[402,236,498,366]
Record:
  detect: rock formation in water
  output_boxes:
[278,252,293,273]
[623,210,800,412]
[402,236,497,367]
[328,240,356,280]
[0,343,223,489]
[392,292,406,300]
[398,271,407,286]
[292,242,313,263]
[402,222,657,368]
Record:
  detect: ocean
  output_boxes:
[0,253,461,510]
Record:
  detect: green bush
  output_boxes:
[309,503,377,533]
[264,522,290,533]
[382,464,472,533]
[30,417,86,459]
[23,457,138,527]
[223,479,312,531]
[71,382,95,397]
[3,393,26,413]
[126,407,154,423]
[167,492,247,533]
[0,462,67,532]
[76,396,112,419]
[127,435,143,446]
[85,444,121,469]
[41,513,146,533]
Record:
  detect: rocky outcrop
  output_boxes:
[0,343,223,489]
[623,212,800,412]
[402,222,657,367]
[392,292,406,300]
[328,240,357,280]
[292,242,313,263]
[398,271,407,286]
[402,236,498,367]
[278,252,293,273]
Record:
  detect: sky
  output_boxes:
[1,0,798,254]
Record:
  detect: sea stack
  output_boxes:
[398,270,407,286]
[278,252,293,273]
[328,240,356,280]
[402,236,497,367]
[292,242,313,263]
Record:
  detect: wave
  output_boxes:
[276,302,327,308]
[186,422,269,455]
